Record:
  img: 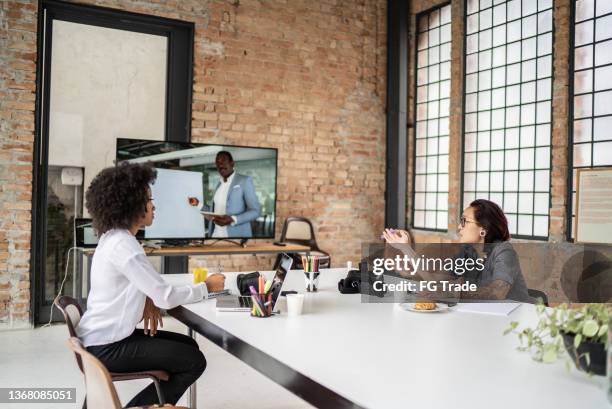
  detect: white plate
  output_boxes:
[399,302,451,313]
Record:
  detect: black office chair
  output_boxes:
[273,217,331,269]
[527,288,549,306]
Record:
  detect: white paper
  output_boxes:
[454,302,521,316]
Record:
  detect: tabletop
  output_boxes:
[164,269,609,409]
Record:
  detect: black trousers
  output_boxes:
[87,329,206,407]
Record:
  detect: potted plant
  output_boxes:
[504,303,611,375]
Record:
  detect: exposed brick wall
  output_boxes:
[188,0,387,272]
[0,0,38,329]
[0,0,387,328]
[549,0,571,243]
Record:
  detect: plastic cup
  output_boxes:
[286,293,305,316]
[193,267,208,283]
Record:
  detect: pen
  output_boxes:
[249,286,266,315]
[251,296,263,316]
[264,280,272,294]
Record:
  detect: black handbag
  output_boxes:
[236,271,261,296]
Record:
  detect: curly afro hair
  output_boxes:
[85,163,157,235]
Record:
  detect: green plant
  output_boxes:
[504,303,611,368]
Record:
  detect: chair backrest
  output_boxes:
[527,288,549,306]
[55,296,84,371]
[280,217,319,250]
[67,337,122,409]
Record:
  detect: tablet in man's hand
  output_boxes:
[200,211,222,216]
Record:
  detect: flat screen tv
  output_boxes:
[116,138,277,241]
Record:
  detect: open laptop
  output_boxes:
[75,218,144,248]
[75,218,99,248]
[216,253,293,312]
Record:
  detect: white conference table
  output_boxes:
[164,269,609,409]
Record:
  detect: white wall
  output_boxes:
[48,20,168,215]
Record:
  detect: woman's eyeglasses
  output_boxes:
[459,216,478,228]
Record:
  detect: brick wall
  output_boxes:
[0,0,37,329]
[0,0,387,328]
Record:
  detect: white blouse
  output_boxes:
[77,229,207,347]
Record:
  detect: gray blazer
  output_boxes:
[461,241,533,303]
[206,173,261,238]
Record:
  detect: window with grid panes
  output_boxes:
[571,0,612,238]
[463,0,553,238]
[413,4,451,231]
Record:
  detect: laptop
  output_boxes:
[216,253,293,312]
[75,218,99,248]
[75,218,144,248]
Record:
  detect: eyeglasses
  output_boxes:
[459,216,479,228]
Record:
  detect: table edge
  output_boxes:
[167,305,365,409]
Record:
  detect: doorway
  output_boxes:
[33,0,194,324]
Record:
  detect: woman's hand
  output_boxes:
[206,273,226,293]
[142,297,163,336]
[382,228,411,244]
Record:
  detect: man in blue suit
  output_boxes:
[203,151,261,238]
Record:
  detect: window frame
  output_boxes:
[567,0,612,240]
[411,2,453,232]
[460,0,554,240]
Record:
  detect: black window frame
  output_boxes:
[411,2,453,232]
[460,0,554,240]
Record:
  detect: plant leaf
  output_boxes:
[542,344,558,363]
[504,321,519,336]
[574,333,582,349]
[597,323,608,338]
[582,319,599,338]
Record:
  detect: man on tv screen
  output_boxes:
[202,151,261,238]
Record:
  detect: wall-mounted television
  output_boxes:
[116,138,277,241]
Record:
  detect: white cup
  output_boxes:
[286,293,305,316]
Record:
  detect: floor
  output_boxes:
[0,318,314,409]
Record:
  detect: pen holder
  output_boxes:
[304,271,320,292]
[250,293,273,318]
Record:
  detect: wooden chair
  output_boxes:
[55,296,169,408]
[274,217,331,269]
[67,337,187,409]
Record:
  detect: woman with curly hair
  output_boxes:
[77,162,225,407]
